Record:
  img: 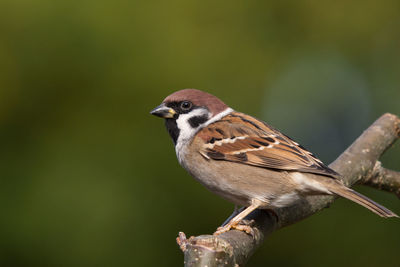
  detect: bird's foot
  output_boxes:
[214,219,255,236]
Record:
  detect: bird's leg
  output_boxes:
[221,205,245,226]
[214,200,263,235]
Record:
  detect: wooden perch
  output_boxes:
[176,113,400,267]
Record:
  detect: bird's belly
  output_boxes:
[180,149,299,208]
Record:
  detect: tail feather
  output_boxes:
[329,186,398,218]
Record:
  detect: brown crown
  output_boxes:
[163,89,229,116]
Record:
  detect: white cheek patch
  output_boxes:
[176,108,210,144]
[175,108,211,163]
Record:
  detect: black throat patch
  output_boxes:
[165,119,180,145]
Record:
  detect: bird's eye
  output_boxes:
[180,101,192,111]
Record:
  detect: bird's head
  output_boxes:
[150,89,231,145]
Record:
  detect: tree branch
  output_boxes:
[176,113,400,267]
[364,161,400,198]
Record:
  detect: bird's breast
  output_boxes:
[176,138,301,208]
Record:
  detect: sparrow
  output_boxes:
[150,89,398,234]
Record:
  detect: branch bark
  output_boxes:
[176,113,400,267]
[364,161,400,198]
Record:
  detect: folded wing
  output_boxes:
[198,112,339,179]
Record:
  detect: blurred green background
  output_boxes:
[1,0,400,266]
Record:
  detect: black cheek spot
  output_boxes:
[188,115,209,128]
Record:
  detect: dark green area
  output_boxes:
[0,1,399,266]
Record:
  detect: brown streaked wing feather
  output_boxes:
[198,112,340,179]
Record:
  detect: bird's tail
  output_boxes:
[329,185,398,218]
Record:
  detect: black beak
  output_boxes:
[150,104,176,118]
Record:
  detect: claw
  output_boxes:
[231,224,254,236]
[214,219,255,236]
[214,224,232,235]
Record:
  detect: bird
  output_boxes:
[150,89,398,235]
